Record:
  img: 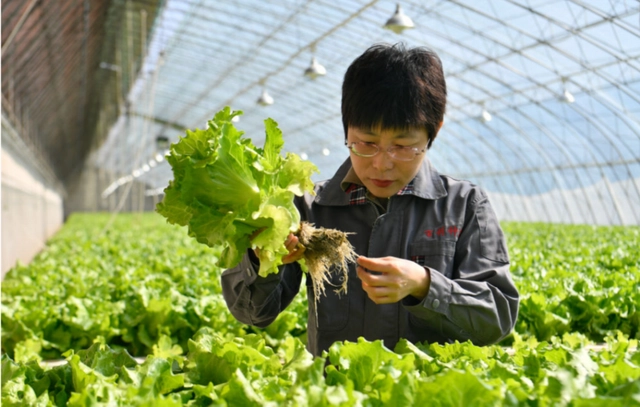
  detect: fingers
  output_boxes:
[356,264,384,285]
[358,275,398,304]
[253,233,305,264]
[356,265,392,302]
[356,257,414,304]
[357,255,398,274]
[282,233,305,264]
[282,246,305,264]
[284,233,298,251]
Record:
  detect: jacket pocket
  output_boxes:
[409,239,456,278]
[306,267,350,332]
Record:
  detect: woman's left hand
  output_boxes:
[356,256,430,304]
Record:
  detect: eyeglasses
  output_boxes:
[346,141,427,161]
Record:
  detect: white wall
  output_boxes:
[2,119,64,277]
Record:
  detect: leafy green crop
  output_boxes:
[3,214,640,404]
[504,222,640,343]
[156,107,318,276]
[1,213,257,360]
[3,215,639,361]
[3,330,639,406]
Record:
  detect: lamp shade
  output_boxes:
[257,89,274,106]
[384,4,415,34]
[481,109,492,123]
[561,89,576,103]
[304,57,327,79]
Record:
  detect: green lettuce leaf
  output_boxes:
[157,107,318,276]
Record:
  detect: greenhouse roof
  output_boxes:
[2,0,639,224]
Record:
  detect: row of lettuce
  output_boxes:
[4,328,639,406]
[2,213,639,405]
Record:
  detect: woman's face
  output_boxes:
[347,126,429,198]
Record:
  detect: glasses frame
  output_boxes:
[345,141,427,161]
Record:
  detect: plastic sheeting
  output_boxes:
[92,0,640,224]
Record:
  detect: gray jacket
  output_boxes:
[221,158,519,356]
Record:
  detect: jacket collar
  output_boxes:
[314,157,447,206]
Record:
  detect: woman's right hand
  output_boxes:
[252,230,305,264]
[281,233,305,264]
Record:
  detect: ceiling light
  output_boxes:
[257,89,274,106]
[559,78,575,104]
[304,57,327,79]
[231,115,240,123]
[561,89,575,103]
[300,152,308,160]
[322,148,330,156]
[384,4,415,34]
[480,109,492,123]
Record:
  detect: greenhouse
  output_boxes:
[2,0,639,405]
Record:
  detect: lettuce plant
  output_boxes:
[157,107,355,301]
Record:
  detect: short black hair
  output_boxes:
[341,43,447,149]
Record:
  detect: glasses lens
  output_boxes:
[389,147,417,161]
[351,142,378,157]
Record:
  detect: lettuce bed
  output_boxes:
[3,329,639,405]
[504,222,640,343]
[1,213,305,361]
[2,213,639,405]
